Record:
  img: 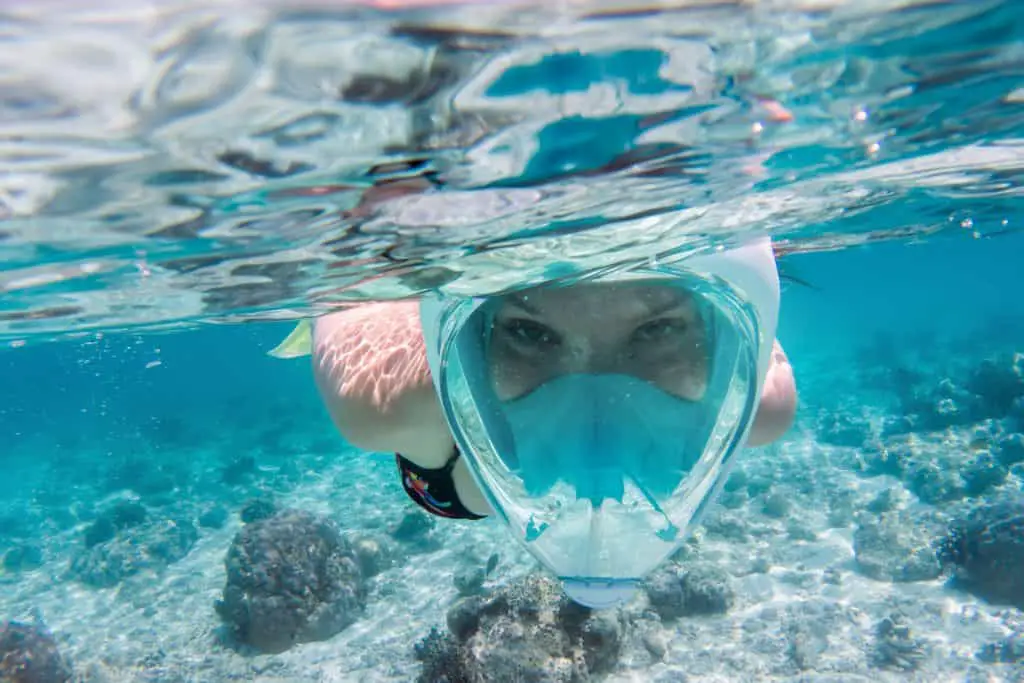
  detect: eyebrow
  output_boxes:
[505,295,542,315]
[505,291,691,321]
[644,299,691,319]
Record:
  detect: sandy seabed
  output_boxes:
[2,416,1023,683]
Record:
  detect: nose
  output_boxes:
[563,339,635,376]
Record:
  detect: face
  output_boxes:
[487,281,710,401]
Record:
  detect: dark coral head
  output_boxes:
[936,524,968,566]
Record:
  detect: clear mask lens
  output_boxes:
[434,277,761,607]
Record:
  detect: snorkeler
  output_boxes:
[275,237,796,607]
[306,271,795,518]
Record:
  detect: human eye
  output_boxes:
[498,317,562,351]
[631,317,688,344]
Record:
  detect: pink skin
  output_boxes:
[485,281,797,446]
[311,290,798,514]
[748,339,797,446]
[312,301,450,463]
[488,283,712,402]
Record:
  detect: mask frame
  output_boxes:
[420,238,780,607]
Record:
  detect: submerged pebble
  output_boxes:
[348,532,398,578]
[762,493,792,519]
[865,487,904,514]
[997,433,1024,467]
[453,565,488,597]
[817,413,871,448]
[68,517,199,588]
[82,500,148,548]
[239,497,277,524]
[198,505,229,529]
[2,544,44,573]
[872,612,927,671]
[960,451,1008,497]
[906,461,965,505]
[453,552,500,597]
[644,562,735,620]
[977,634,1024,664]
[641,627,668,661]
[145,518,198,563]
[391,509,433,541]
[390,509,442,552]
[853,511,942,582]
[68,538,147,588]
[787,620,829,671]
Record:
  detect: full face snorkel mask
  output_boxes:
[420,238,780,609]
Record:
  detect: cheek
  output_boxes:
[488,352,541,401]
[490,362,521,401]
[647,355,708,401]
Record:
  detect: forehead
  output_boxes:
[501,281,693,319]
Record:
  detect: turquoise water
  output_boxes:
[2,1,1024,681]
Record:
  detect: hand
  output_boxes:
[746,340,797,447]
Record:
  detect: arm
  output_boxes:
[311,301,491,515]
[310,301,454,468]
[745,339,798,447]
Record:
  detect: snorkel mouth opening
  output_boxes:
[561,578,640,609]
